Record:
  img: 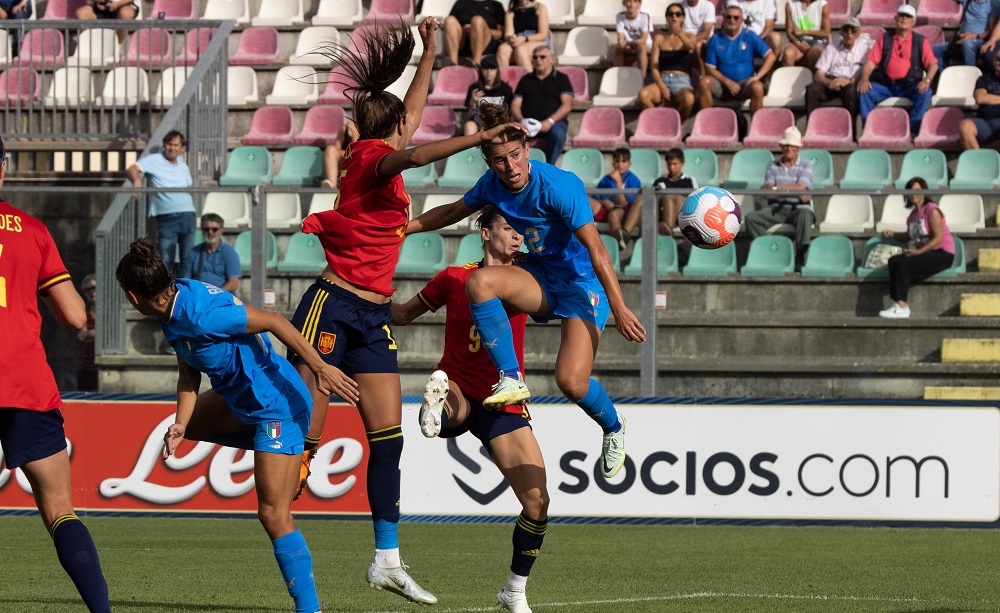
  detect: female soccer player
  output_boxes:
[392,206,546,613]
[406,103,646,480]
[116,237,358,613]
[289,16,525,605]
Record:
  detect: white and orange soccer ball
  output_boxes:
[677,186,742,249]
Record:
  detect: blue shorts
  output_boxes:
[971,117,1000,143]
[521,258,611,330]
[206,381,309,455]
[439,391,531,442]
[0,408,67,469]
[291,278,398,376]
[660,72,693,94]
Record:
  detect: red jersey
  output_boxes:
[418,262,527,404]
[303,139,410,297]
[0,201,72,411]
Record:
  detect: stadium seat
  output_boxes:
[264,193,303,228]
[410,105,457,146]
[123,28,171,68]
[18,28,64,69]
[913,24,945,44]
[798,148,835,188]
[500,65,528,91]
[415,0,453,19]
[857,107,910,148]
[931,65,981,107]
[290,27,340,66]
[242,106,294,146]
[409,25,442,65]
[265,65,319,105]
[800,235,855,277]
[743,107,796,147]
[421,194,470,231]
[775,0,789,27]
[560,65,591,103]
[202,192,251,227]
[274,146,324,186]
[951,149,1000,190]
[438,150,490,187]
[682,148,719,186]
[558,148,604,188]
[578,0,618,25]
[396,233,447,274]
[41,0,86,19]
[203,0,250,23]
[827,0,851,24]
[385,65,417,100]
[930,236,966,277]
[43,67,93,107]
[313,0,364,26]
[175,27,216,66]
[600,234,622,270]
[346,24,377,58]
[538,0,575,25]
[839,149,893,189]
[630,107,683,147]
[252,0,304,26]
[894,149,949,189]
[65,28,115,67]
[858,0,903,24]
[235,230,278,271]
[227,66,259,106]
[856,236,907,277]
[365,0,414,23]
[295,105,346,146]
[875,194,908,233]
[741,235,795,277]
[802,107,854,147]
[151,0,196,19]
[219,146,273,186]
[623,236,679,275]
[818,194,875,233]
[453,233,485,265]
[153,66,193,107]
[762,67,811,108]
[938,194,986,233]
[916,0,961,25]
[722,149,773,189]
[686,107,739,147]
[859,25,886,46]
[402,162,436,187]
[628,148,663,186]
[559,26,612,66]
[427,66,477,105]
[682,241,737,276]
[230,28,280,65]
[573,107,626,147]
[97,67,148,106]
[306,192,337,216]
[593,67,644,106]
[913,107,963,148]
[318,66,355,105]
[278,232,327,272]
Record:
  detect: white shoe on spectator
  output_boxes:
[879,304,911,319]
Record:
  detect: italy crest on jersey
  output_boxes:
[318,332,336,354]
[266,421,281,439]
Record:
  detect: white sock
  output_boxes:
[506,571,528,593]
[375,548,401,568]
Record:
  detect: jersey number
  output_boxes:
[382,325,398,350]
[0,244,6,308]
[524,227,544,253]
[468,325,480,353]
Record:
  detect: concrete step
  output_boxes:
[960,293,1000,316]
[941,338,1000,362]
[979,248,1000,271]
[923,386,1000,400]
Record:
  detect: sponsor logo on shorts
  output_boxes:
[318,332,336,355]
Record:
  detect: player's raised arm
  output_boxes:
[391,294,432,326]
[574,223,646,342]
[407,197,473,234]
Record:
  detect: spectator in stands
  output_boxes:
[444,0,505,67]
[700,2,776,115]
[463,55,514,135]
[126,130,197,274]
[739,0,781,55]
[77,274,98,392]
[180,213,241,294]
[497,0,551,70]
[857,4,938,135]
[590,147,643,255]
[744,126,814,265]
[878,176,955,319]
[511,44,573,163]
[806,17,869,123]
[0,0,32,58]
[679,0,716,73]
[615,0,655,78]
[653,147,699,236]
[638,2,697,119]
[959,54,1000,149]
[322,122,359,188]
[781,0,830,69]
[77,0,138,43]
[933,0,1000,70]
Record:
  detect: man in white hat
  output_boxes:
[744,126,815,265]
[806,17,870,124]
[857,3,938,134]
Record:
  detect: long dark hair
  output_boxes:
[904,176,929,208]
[478,102,526,157]
[116,237,173,299]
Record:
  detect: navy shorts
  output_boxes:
[0,408,67,469]
[291,278,399,376]
[971,117,1000,143]
[439,391,531,443]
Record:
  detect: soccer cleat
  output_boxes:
[600,415,627,478]
[483,372,530,409]
[293,446,317,501]
[366,562,438,605]
[419,370,448,438]
[497,588,533,613]
[879,304,911,319]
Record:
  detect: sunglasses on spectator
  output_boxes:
[724,14,742,20]
[202,226,222,233]
[83,285,97,291]
[532,54,550,59]
[667,10,684,16]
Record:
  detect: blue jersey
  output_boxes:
[163,279,310,423]
[597,170,642,206]
[464,161,596,280]
[706,28,771,83]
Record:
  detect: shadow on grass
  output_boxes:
[2,598,276,612]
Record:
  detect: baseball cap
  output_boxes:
[480,54,498,70]
[897,4,916,17]
[841,16,860,28]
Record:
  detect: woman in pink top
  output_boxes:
[879,176,955,319]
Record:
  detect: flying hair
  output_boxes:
[115,237,174,299]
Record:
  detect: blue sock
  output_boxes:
[373,518,399,550]
[367,428,403,548]
[578,378,619,434]
[272,530,321,613]
[469,298,521,378]
[50,514,111,613]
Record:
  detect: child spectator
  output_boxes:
[615,0,655,78]
[590,147,644,253]
[653,147,699,236]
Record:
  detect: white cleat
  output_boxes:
[366,562,438,605]
[419,370,448,438]
[497,588,532,613]
[483,372,530,409]
[600,415,627,478]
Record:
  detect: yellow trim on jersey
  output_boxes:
[38,272,72,294]
[416,292,437,312]
[300,288,329,345]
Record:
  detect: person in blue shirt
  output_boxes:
[115,237,360,613]
[179,213,241,293]
[589,146,644,255]
[699,1,775,115]
[933,0,1000,69]
[406,103,646,480]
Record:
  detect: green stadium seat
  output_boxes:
[600,234,621,270]
[740,235,795,277]
[437,150,489,187]
[623,236,678,276]
[856,236,907,278]
[722,149,773,190]
[452,233,483,265]
[798,148,834,188]
[234,230,278,271]
[950,149,1000,190]
[273,146,324,186]
[894,149,949,189]
[277,232,326,272]
[219,146,273,185]
[628,148,662,187]
[682,148,719,186]
[682,241,737,276]
[401,162,436,188]
[930,236,966,277]
[839,150,892,190]
[558,147,604,188]
[395,232,447,274]
[529,147,546,163]
[800,235,854,277]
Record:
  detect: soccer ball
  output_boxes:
[677,186,742,249]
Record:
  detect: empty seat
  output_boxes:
[452,233,484,265]
[123,28,172,68]
[538,0,575,24]
[686,107,739,147]
[875,194,908,233]
[230,28,280,65]
[798,148,835,188]
[741,235,795,277]
[857,107,910,148]
[559,26,612,66]
[306,192,337,216]
[913,107,963,148]
[278,232,327,272]
[151,0,196,19]
[628,148,663,186]
[438,150,490,187]
[318,66,355,105]
[43,67,93,107]
[623,236,679,275]
[202,192,251,227]
[97,67,148,106]
[265,65,319,105]
[18,28,64,69]
[600,234,622,270]
[858,0,903,24]
[762,67,812,108]
[234,230,278,271]
[800,235,855,277]
[313,0,363,26]
[682,148,719,186]
[802,107,853,147]
[630,107,683,147]
[722,149,774,189]
[365,0,414,22]
[938,194,985,233]
[274,146,325,186]
[859,25,886,46]
[592,67,644,106]
[839,149,892,189]
[290,27,340,66]
[578,0,618,24]
[410,105,456,146]
[153,66,192,107]
[401,162,436,188]
[264,193,303,228]
[573,107,626,146]
[396,233,447,274]
[67,28,118,67]
[219,146,273,185]
[913,24,945,44]
[856,236,906,277]
[931,65,980,107]
[427,66,477,105]
[826,0,851,24]
[558,148,604,187]
[41,0,87,19]
[421,194,470,231]
[203,0,250,23]
[242,106,294,145]
[560,65,591,103]
[252,0,304,26]
[743,107,796,147]
[951,149,1000,190]
[227,65,258,106]
[385,65,417,100]
[818,194,874,232]
[415,0,453,19]
[682,241,737,276]
[894,148,948,189]
[500,65,528,91]
[916,0,961,25]
[175,27,216,66]
[295,105,346,146]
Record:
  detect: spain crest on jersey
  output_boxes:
[318,332,336,354]
[266,421,281,439]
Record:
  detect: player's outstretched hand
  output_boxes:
[418,16,440,50]
[480,121,528,144]
[162,423,187,459]
[316,365,360,404]
[614,306,646,342]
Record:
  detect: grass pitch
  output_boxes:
[1,516,998,612]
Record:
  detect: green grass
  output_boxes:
[2,516,999,612]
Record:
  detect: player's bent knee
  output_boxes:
[554,375,589,402]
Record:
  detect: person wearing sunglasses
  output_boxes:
[179,213,241,294]
[638,3,698,119]
[958,52,1000,149]
[857,4,938,135]
[699,1,776,115]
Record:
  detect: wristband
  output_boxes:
[546,117,555,125]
